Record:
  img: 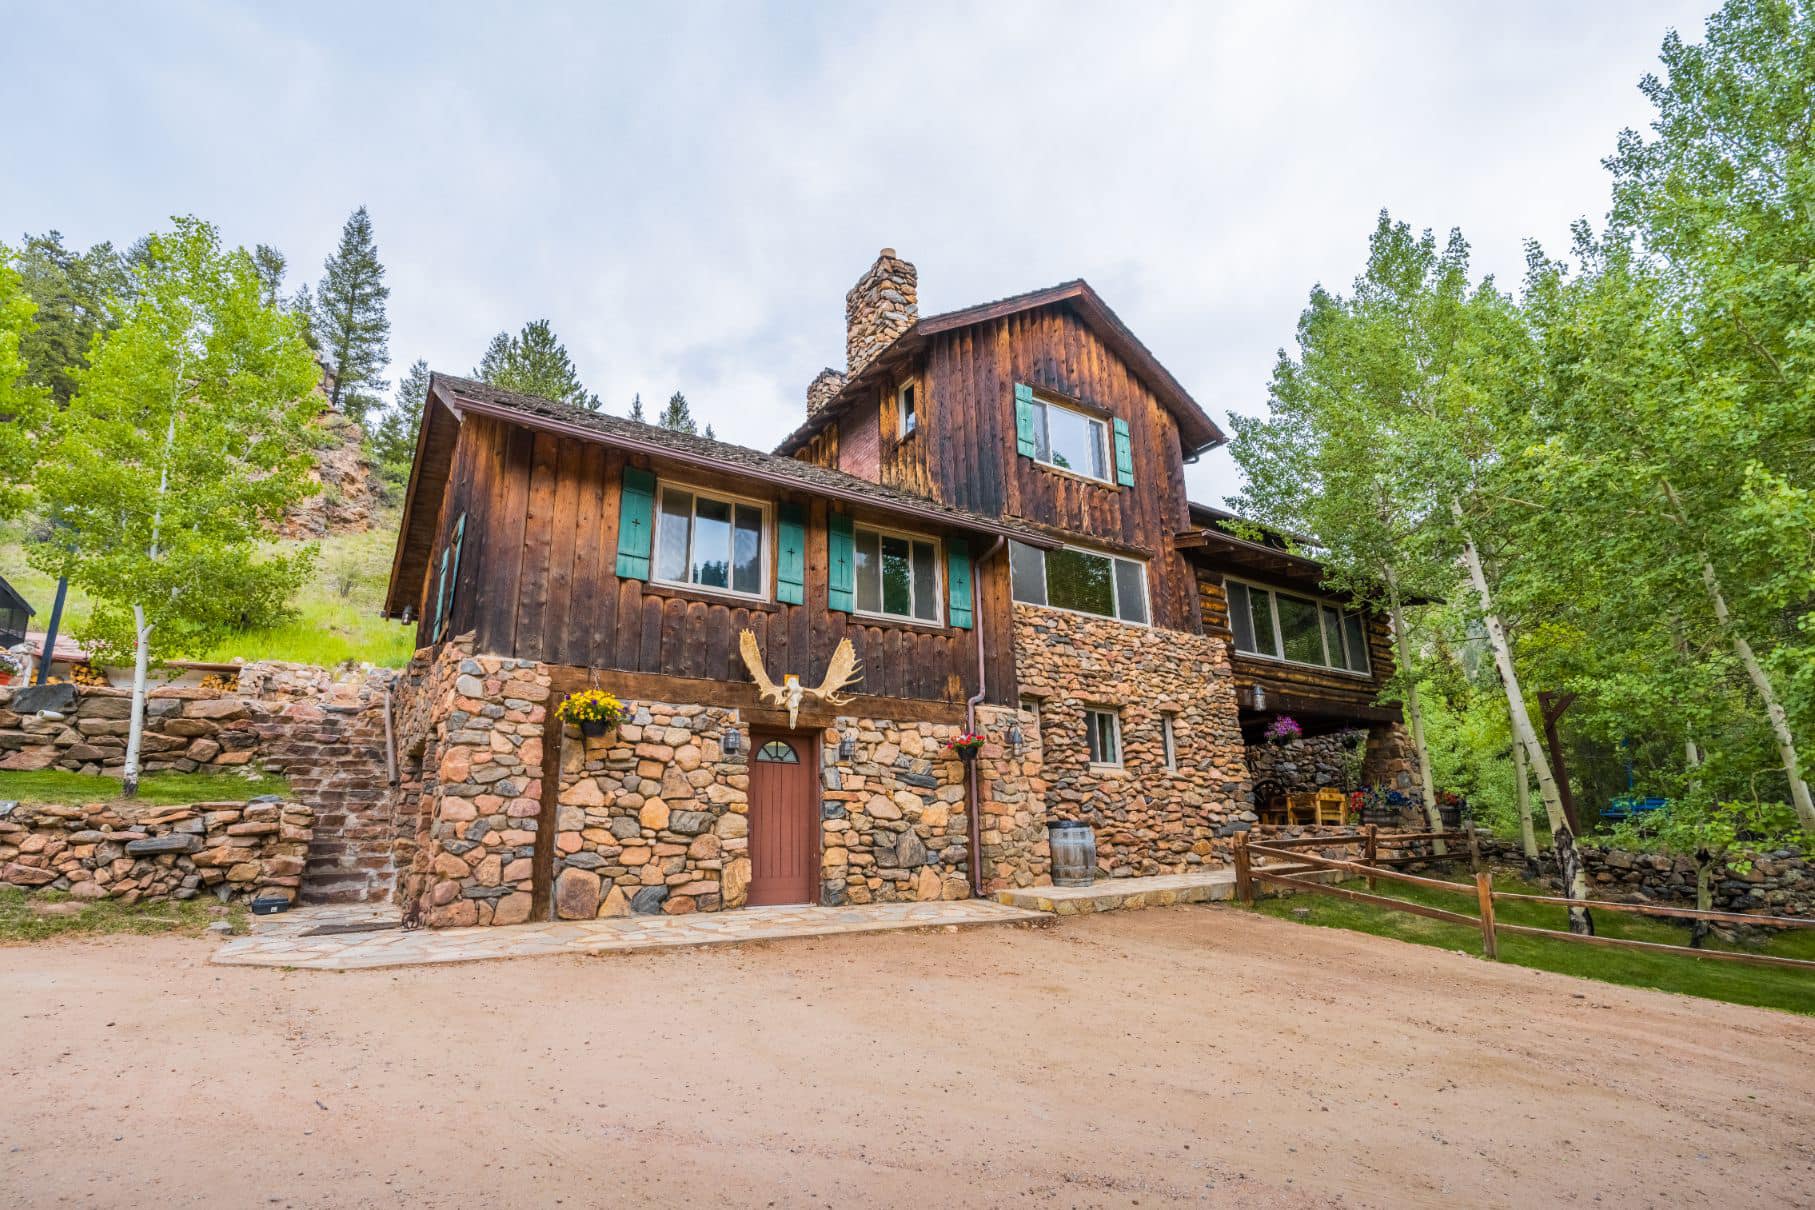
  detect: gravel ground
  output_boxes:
[1,905,1810,1208]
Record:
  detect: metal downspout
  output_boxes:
[966,537,1007,898]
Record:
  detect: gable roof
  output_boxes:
[773,279,1226,458]
[383,374,1058,618]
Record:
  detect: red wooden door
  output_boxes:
[746,732,818,907]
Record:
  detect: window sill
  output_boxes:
[644,580,780,611]
[1029,458,1120,491]
[1087,762,1127,776]
[851,609,947,632]
[1230,648,1372,679]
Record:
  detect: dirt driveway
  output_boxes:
[1,906,1810,1208]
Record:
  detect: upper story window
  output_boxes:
[1028,394,1107,481]
[897,381,918,438]
[1009,540,1149,626]
[1226,578,1370,674]
[854,524,940,623]
[654,483,768,599]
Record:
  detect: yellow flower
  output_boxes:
[556,689,625,725]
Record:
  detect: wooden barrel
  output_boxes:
[1048,820,1097,887]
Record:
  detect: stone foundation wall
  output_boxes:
[0,797,315,905]
[550,702,984,919]
[392,647,550,928]
[1246,732,1362,794]
[1481,836,1813,918]
[1360,722,1422,802]
[1010,604,1251,879]
[976,703,1048,890]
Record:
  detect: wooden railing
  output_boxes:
[1231,827,1815,973]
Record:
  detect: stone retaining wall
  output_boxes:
[1482,836,1813,918]
[0,666,399,904]
[0,797,314,904]
[1247,732,1359,794]
[1010,604,1252,879]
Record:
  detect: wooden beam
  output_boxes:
[543,663,967,727]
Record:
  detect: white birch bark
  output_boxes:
[1452,499,1595,932]
[1383,564,1446,854]
[122,606,151,797]
[1512,727,1539,864]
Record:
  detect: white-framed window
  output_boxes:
[1008,540,1148,625]
[1086,708,1122,767]
[1027,394,1109,481]
[897,380,918,438]
[653,481,768,599]
[1224,577,1371,675]
[853,524,941,623]
[1161,713,1177,772]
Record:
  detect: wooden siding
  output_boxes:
[797,303,1201,634]
[417,414,997,705]
[1197,569,1397,714]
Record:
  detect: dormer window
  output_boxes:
[897,381,918,438]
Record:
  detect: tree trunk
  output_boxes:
[1660,480,1814,831]
[1691,851,1713,949]
[122,605,151,799]
[1384,565,1446,855]
[1512,727,1539,870]
[1453,499,1594,934]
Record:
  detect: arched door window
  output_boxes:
[755,739,799,764]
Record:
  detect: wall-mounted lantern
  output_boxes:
[1251,685,1267,712]
[1008,725,1024,754]
[838,732,857,761]
[721,729,741,757]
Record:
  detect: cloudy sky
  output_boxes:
[7,0,1710,504]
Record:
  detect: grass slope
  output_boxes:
[1254,868,1815,1015]
[0,769,291,805]
[0,888,245,942]
[0,515,414,669]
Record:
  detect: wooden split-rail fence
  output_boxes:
[1231,826,1815,973]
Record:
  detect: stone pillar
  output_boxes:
[845,248,917,376]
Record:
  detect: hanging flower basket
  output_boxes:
[1263,716,1302,746]
[555,689,625,739]
[945,731,987,762]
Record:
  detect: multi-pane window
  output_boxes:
[854,526,940,623]
[897,381,918,437]
[1009,540,1148,625]
[1086,709,1121,767]
[654,485,767,598]
[1027,395,1108,481]
[1225,579,1370,673]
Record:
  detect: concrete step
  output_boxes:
[994,866,1342,916]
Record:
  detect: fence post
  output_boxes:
[1475,869,1499,959]
[1233,831,1254,906]
[1363,824,1378,893]
[1466,823,1484,876]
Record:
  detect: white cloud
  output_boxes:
[3,0,1711,504]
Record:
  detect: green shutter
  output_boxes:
[432,546,449,638]
[615,466,656,579]
[776,502,806,605]
[1112,417,1134,486]
[827,512,855,612]
[946,537,973,630]
[1013,383,1038,457]
[442,514,466,634]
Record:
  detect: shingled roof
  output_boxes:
[773,279,1227,458]
[384,374,1056,617]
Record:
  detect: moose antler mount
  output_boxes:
[737,630,863,729]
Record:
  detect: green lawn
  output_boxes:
[0,515,414,670]
[0,887,245,942]
[0,768,291,806]
[1253,867,1815,1016]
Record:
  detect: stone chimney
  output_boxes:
[806,367,846,414]
[845,248,918,377]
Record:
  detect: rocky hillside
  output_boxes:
[278,366,385,540]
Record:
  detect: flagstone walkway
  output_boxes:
[213,898,1051,971]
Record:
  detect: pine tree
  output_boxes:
[372,358,430,497]
[658,390,697,434]
[313,205,390,421]
[473,319,600,409]
[252,244,286,309]
[704,423,717,440]
[628,392,645,422]
[10,231,130,405]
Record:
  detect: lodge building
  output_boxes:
[383,250,1416,926]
